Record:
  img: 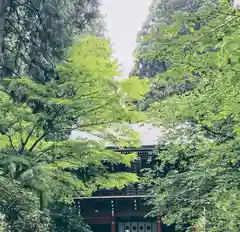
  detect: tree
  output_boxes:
[0,0,104,79]
[0,0,4,76]
[49,202,92,232]
[132,0,214,78]
[131,0,218,110]
[143,1,240,231]
[0,176,51,232]
[0,35,149,230]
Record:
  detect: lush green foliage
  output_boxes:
[132,0,218,111]
[0,35,148,231]
[0,176,50,232]
[0,35,148,195]
[0,175,92,232]
[141,1,240,231]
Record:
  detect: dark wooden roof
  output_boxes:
[105,145,156,152]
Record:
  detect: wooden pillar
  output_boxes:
[111,200,115,232]
[111,221,115,232]
[157,217,162,232]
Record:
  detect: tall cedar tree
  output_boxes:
[0,0,105,79]
[132,0,218,110]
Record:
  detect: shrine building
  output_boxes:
[70,124,176,232]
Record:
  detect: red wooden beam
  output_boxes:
[84,216,111,225]
[111,200,115,232]
[111,221,115,232]
[157,217,162,232]
[115,212,146,217]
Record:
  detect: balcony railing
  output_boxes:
[92,184,147,197]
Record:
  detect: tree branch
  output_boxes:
[5,133,18,154]
[19,125,36,154]
[79,120,115,129]
[16,118,24,147]
[73,100,112,121]
[32,144,55,162]
[201,124,235,144]
[5,20,55,68]
[0,64,20,77]
[28,105,65,152]
[29,132,47,152]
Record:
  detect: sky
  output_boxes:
[101,0,150,77]
[235,0,240,6]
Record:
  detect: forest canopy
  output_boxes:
[132,0,240,231]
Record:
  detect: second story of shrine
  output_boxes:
[92,145,156,198]
[73,144,159,228]
[70,124,163,198]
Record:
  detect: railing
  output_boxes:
[92,184,147,197]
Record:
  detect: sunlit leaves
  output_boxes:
[0,36,148,206]
[118,77,149,101]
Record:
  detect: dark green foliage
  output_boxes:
[49,203,91,232]
[132,0,218,110]
[132,0,206,78]
[143,1,240,231]
[0,0,104,79]
[0,176,92,232]
[0,176,51,232]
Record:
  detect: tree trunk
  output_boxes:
[0,0,5,77]
[40,190,48,211]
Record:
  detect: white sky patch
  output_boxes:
[234,0,240,7]
[101,0,150,77]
